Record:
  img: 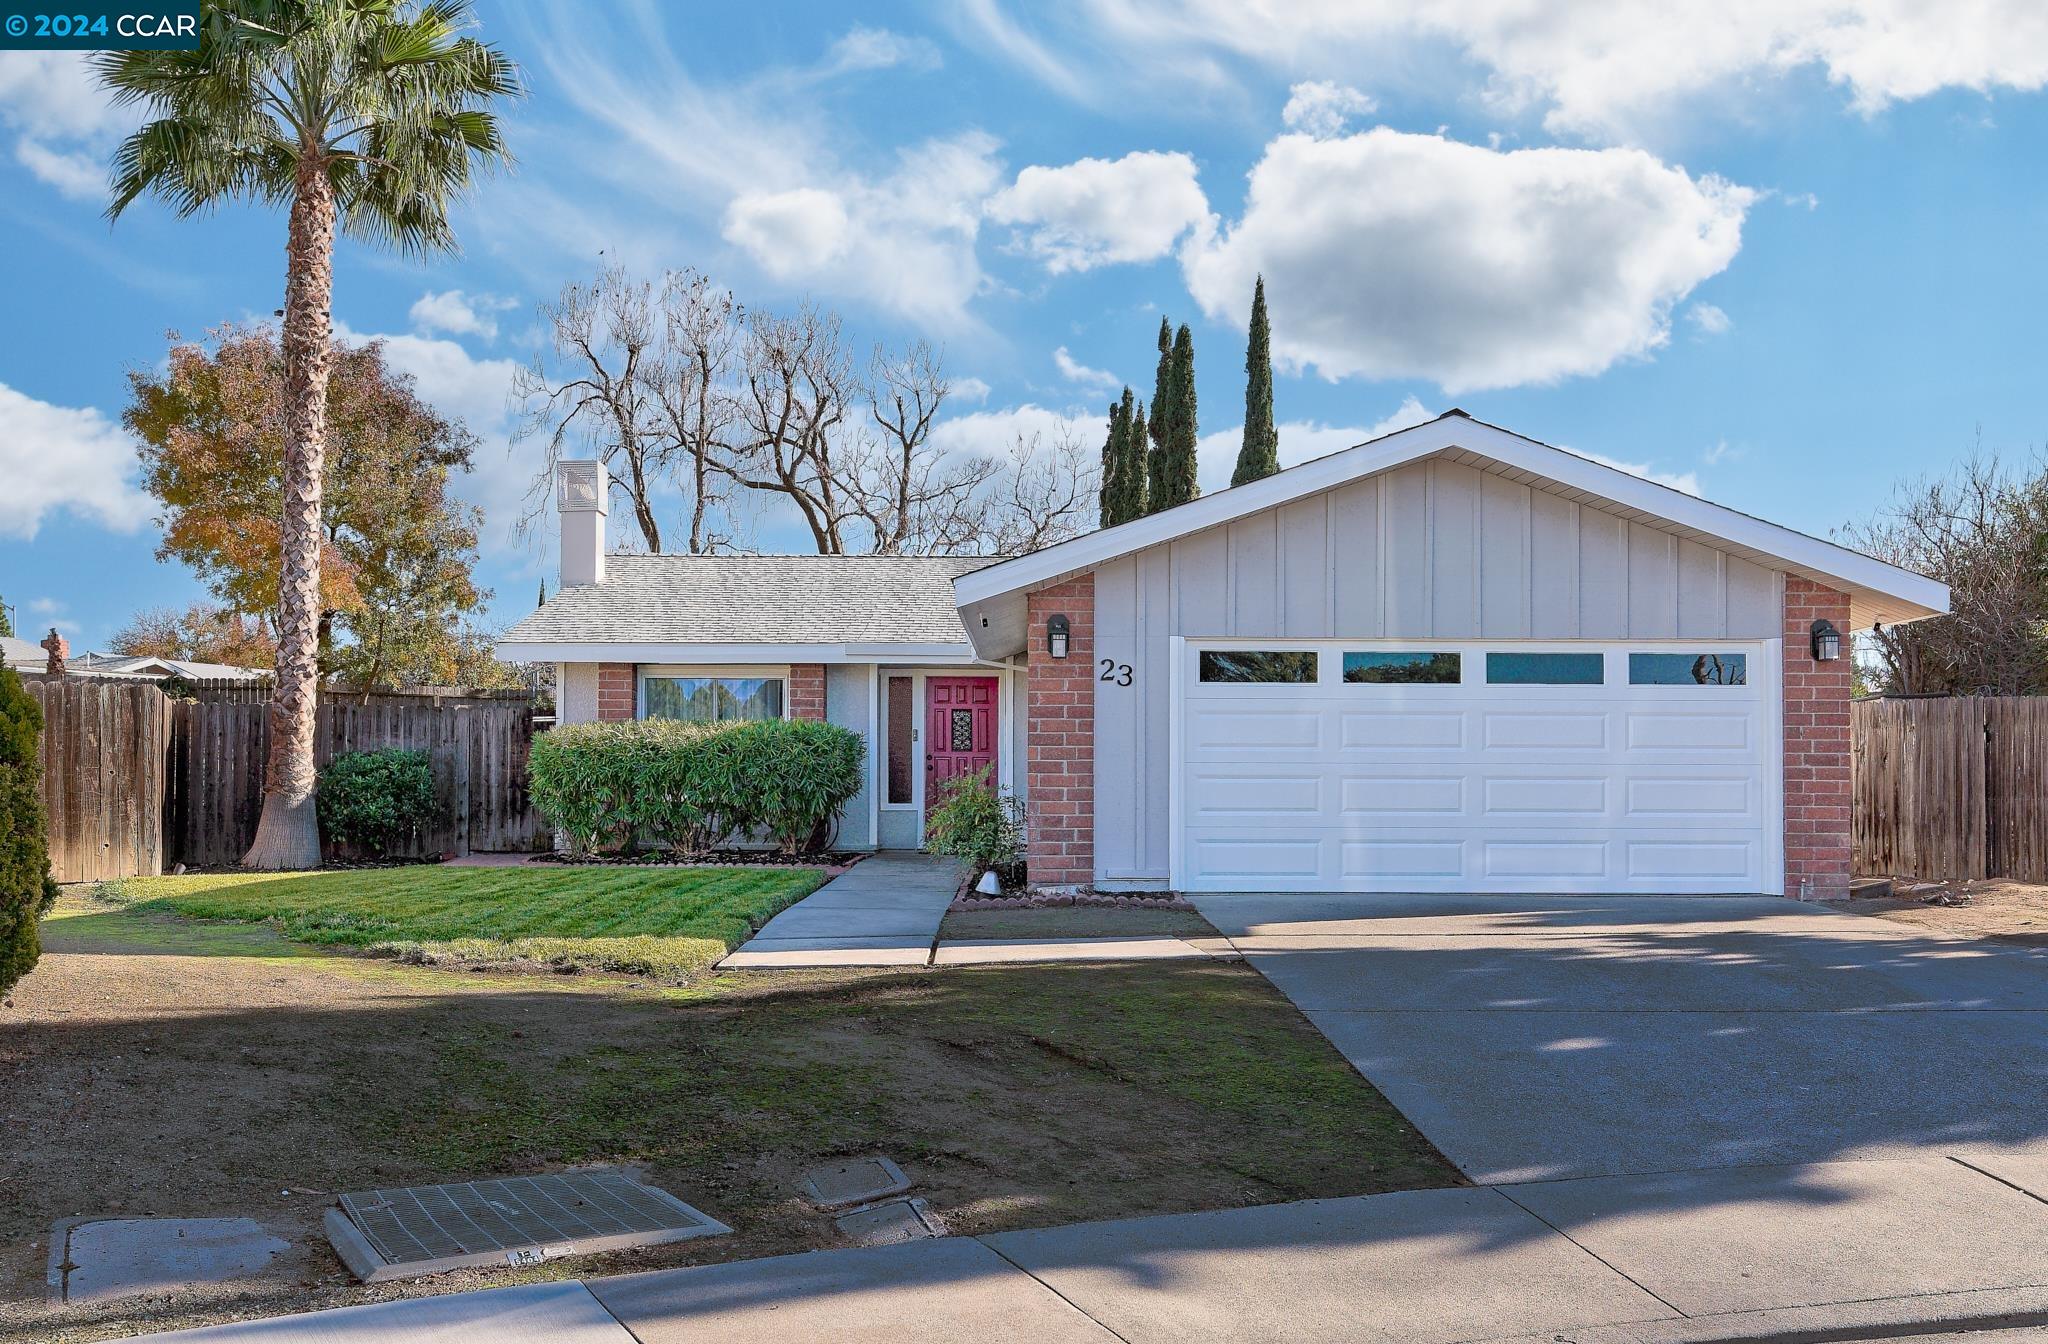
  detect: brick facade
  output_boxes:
[1783,576,1854,900]
[596,663,636,721]
[788,664,828,721]
[1025,575,1095,889]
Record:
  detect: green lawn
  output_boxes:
[97,865,827,982]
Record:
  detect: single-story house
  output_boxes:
[498,412,1948,900]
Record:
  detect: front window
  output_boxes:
[643,675,785,722]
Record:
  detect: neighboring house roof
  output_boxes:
[80,654,268,680]
[953,410,1951,660]
[0,635,43,670]
[496,554,1001,664]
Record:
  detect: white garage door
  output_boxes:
[1175,641,1777,894]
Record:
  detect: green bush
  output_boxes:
[922,766,1024,874]
[529,717,864,857]
[318,749,437,857]
[0,668,55,994]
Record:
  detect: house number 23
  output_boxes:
[1098,658,1133,687]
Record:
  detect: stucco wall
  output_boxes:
[558,661,599,725]
[1091,457,1791,886]
[827,663,875,850]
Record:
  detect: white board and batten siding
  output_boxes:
[1092,458,1787,892]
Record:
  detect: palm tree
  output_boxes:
[97,0,517,869]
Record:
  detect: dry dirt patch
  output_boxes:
[1844,879,2048,946]
[1,895,1453,1342]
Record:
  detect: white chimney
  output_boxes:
[557,460,606,586]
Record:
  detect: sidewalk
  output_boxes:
[135,1154,2048,1343]
[719,852,964,967]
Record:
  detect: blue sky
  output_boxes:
[1,1,2045,650]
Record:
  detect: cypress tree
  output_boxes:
[1147,318,1176,511]
[1157,323,1200,510]
[1233,275,1280,487]
[1098,394,1126,528]
[1124,400,1149,522]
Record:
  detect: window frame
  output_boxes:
[637,664,792,724]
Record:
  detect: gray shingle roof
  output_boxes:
[501,554,999,648]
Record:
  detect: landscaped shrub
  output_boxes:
[529,718,864,857]
[922,766,1024,876]
[0,668,56,994]
[318,749,437,858]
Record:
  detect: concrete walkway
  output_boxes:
[134,1155,2048,1343]
[720,852,966,968]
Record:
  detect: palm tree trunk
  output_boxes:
[242,155,336,870]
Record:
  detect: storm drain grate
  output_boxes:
[325,1168,729,1282]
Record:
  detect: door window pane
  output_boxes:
[1199,650,1317,683]
[1485,652,1604,685]
[1344,651,1461,684]
[643,675,785,722]
[1630,652,1747,685]
[886,676,914,804]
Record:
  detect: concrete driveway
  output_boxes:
[1189,892,2048,1183]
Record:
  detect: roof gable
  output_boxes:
[953,412,1947,656]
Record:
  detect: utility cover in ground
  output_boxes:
[834,1197,946,1246]
[326,1169,728,1282]
[50,1216,288,1305]
[799,1156,912,1209]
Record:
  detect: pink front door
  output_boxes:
[925,676,999,809]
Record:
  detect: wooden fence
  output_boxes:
[1853,695,2048,881]
[29,680,174,884]
[28,678,546,881]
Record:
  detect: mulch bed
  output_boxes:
[952,890,1196,911]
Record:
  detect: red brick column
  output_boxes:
[597,663,636,721]
[788,664,827,721]
[1026,574,1095,889]
[1783,576,1853,899]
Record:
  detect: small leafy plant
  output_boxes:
[922,766,1024,876]
[318,748,436,858]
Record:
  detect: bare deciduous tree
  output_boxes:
[516,266,744,554]
[1841,448,2048,695]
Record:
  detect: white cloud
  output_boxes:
[1053,346,1122,392]
[408,290,518,343]
[27,597,63,617]
[986,2,2048,141]
[825,26,942,74]
[1281,80,1378,137]
[15,139,102,199]
[1181,129,1754,391]
[0,382,153,539]
[1195,397,1434,492]
[1687,302,1733,336]
[928,402,1096,463]
[530,14,997,327]
[0,52,132,201]
[951,376,993,404]
[987,150,1208,274]
[722,188,852,276]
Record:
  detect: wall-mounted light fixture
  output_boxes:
[1809,618,1842,662]
[1046,614,1071,659]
